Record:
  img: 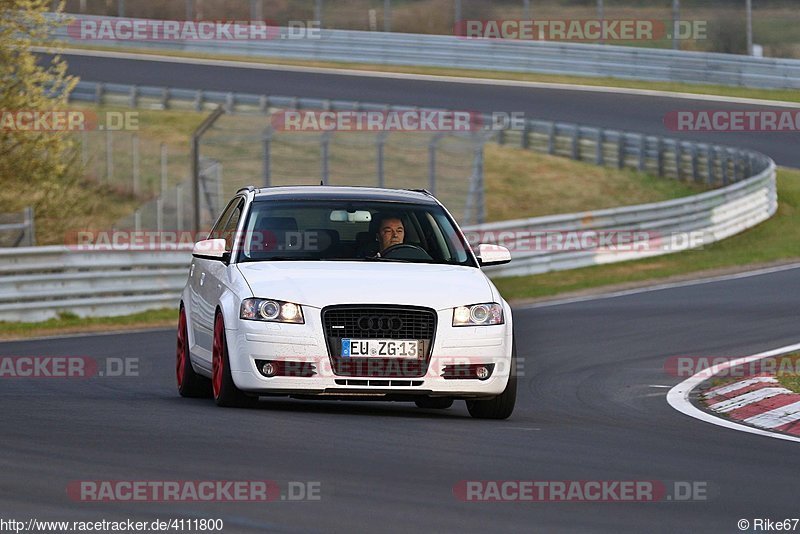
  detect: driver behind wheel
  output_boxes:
[377,214,404,254]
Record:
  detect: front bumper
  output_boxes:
[226,306,513,398]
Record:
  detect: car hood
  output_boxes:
[236,261,493,310]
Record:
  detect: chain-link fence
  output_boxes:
[195,110,487,229]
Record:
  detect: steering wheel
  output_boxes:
[381,244,433,261]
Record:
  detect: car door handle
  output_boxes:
[199,272,206,286]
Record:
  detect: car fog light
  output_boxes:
[476,366,490,380]
[261,362,277,377]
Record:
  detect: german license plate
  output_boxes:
[341,339,422,359]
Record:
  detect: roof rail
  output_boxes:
[237,185,257,194]
[408,188,434,197]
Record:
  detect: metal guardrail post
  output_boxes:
[706,146,715,185]
[616,133,625,169]
[571,126,580,160]
[595,129,604,166]
[521,121,530,150]
[637,134,646,171]
[547,123,555,155]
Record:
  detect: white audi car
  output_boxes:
[176,186,517,419]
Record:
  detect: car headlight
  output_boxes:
[240,298,304,324]
[452,303,504,326]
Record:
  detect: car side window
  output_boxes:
[208,198,240,240]
[221,200,244,252]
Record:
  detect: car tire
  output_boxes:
[176,306,212,398]
[212,310,258,408]
[415,397,454,409]
[466,341,517,420]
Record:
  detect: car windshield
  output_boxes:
[235,200,476,266]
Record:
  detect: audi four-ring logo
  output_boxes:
[357,316,403,331]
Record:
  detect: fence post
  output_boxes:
[191,106,225,231]
[691,144,699,183]
[428,134,442,195]
[156,197,164,234]
[321,132,330,185]
[132,134,140,196]
[81,130,89,169]
[674,141,681,180]
[376,131,387,188]
[134,209,141,232]
[616,132,625,168]
[262,127,272,187]
[160,143,168,196]
[656,138,664,177]
[176,184,184,233]
[547,122,555,154]
[23,206,35,246]
[105,129,113,183]
[384,0,391,31]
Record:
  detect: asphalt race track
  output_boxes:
[9,50,797,532]
[44,52,800,167]
[2,266,799,532]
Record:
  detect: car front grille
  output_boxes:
[322,305,437,377]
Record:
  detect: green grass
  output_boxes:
[494,167,800,301]
[52,42,800,105]
[0,309,177,340]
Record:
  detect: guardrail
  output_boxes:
[50,14,800,90]
[0,246,190,322]
[0,158,776,322]
[0,80,776,321]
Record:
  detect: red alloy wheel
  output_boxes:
[212,315,224,399]
[176,309,187,388]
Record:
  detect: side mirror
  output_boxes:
[192,238,229,261]
[476,243,511,266]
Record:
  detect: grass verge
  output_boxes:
[494,167,800,301]
[0,309,177,341]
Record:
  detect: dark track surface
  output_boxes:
[47,51,800,167]
[2,266,799,533]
